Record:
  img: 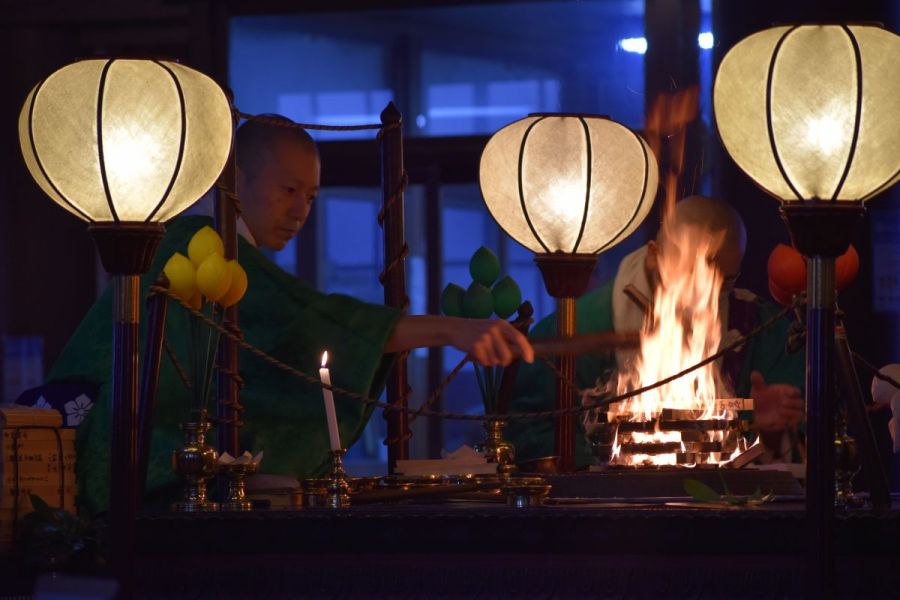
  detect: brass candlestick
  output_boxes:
[172,419,219,512]
[475,420,516,475]
[219,461,259,511]
[834,412,862,509]
[326,449,351,509]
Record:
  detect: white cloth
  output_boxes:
[188,189,257,247]
[872,364,900,452]
[610,246,653,372]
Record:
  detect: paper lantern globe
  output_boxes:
[19,58,233,223]
[479,114,658,254]
[714,25,900,203]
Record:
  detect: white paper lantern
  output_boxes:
[479,114,658,254]
[19,58,233,223]
[714,24,900,203]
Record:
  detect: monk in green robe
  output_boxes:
[507,196,805,468]
[48,118,533,514]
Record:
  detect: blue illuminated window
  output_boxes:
[231,1,648,139]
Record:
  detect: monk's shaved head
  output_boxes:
[647,195,747,293]
[235,115,318,181]
[660,195,747,258]
[234,114,321,250]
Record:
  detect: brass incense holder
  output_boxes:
[503,477,552,508]
[219,461,259,511]
[475,420,516,475]
[834,414,862,509]
[301,478,330,508]
[171,419,219,512]
[326,449,351,509]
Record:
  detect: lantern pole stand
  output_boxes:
[780,202,863,600]
[535,253,597,473]
[88,222,165,596]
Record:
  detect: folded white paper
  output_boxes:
[396,445,496,476]
[218,450,264,465]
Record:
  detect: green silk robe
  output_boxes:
[506,280,805,467]
[48,216,401,514]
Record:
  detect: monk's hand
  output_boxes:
[449,319,534,367]
[750,371,804,432]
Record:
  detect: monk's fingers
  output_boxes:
[779,406,805,427]
[476,332,500,366]
[489,327,513,366]
[471,344,491,367]
[498,321,534,363]
[781,396,805,413]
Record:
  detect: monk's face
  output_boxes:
[238,138,321,251]
[645,227,744,296]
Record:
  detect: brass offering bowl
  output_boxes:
[502,477,552,508]
[516,456,560,474]
[219,461,259,511]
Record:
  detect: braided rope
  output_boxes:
[382,354,471,446]
[215,182,242,217]
[377,172,409,225]
[162,336,192,390]
[852,351,900,390]
[148,287,796,422]
[378,244,410,286]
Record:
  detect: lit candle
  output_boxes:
[319,351,342,451]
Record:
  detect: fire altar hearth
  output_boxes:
[577,398,801,499]
[542,468,803,499]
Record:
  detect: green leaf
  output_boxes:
[492,276,522,319]
[683,478,721,503]
[441,283,466,317]
[462,282,494,319]
[469,247,501,287]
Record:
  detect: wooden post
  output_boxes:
[380,102,410,472]
[424,167,444,458]
[137,277,169,497]
[215,110,241,457]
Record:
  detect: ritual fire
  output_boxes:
[603,219,754,467]
[587,88,755,468]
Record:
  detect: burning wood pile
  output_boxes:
[589,398,756,467]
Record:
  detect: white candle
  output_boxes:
[319,351,342,451]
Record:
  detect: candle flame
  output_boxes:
[321,351,328,367]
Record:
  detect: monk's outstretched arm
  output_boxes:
[385,315,534,367]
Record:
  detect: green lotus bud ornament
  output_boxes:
[492,275,522,319]
[440,283,465,317]
[463,282,494,319]
[469,246,501,287]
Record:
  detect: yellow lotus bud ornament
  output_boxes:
[187,225,225,267]
[195,253,232,302]
[162,253,196,302]
[217,260,248,308]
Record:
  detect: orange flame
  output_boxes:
[607,87,740,467]
[644,86,699,220]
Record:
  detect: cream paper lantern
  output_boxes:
[479,114,658,255]
[714,24,900,203]
[19,58,233,223]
